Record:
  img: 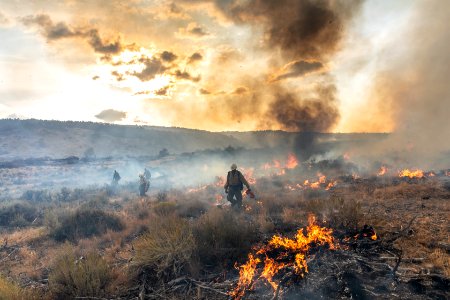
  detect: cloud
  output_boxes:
[111,71,125,81]
[85,29,122,54]
[95,109,127,122]
[21,14,122,55]
[160,50,178,62]
[188,52,203,64]
[273,60,324,81]
[21,14,81,40]
[199,88,211,95]
[132,57,166,81]
[155,86,170,96]
[232,86,248,95]
[178,22,210,38]
[173,70,200,82]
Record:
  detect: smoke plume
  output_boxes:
[357,1,450,169]
[195,0,362,134]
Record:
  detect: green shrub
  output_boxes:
[0,203,37,227]
[193,208,258,269]
[51,209,124,242]
[133,216,195,281]
[49,250,112,299]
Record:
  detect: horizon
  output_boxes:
[0,117,392,134]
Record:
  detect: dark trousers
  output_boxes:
[227,186,243,208]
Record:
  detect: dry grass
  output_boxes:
[133,215,195,281]
[0,275,23,300]
[49,248,113,299]
[193,208,259,269]
[304,196,362,230]
[429,249,450,277]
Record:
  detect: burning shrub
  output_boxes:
[49,250,113,299]
[0,202,37,227]
[133,215,195,281]
[51,209,124,242]
[231,215,335,299]
[193,208,258,270]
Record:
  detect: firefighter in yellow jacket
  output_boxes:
[224,163,251,208]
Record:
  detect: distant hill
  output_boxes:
[0,119,387,160]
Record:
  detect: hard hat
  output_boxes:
[231,163,237,170]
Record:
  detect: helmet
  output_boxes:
[231,163,237,170]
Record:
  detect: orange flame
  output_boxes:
[285,153,299,169]
[371,233,377,241]
[325,181,337,190]
[377,166,388,176]
[240,167,257,185]
[230,215,335,298]
[230,254,261,299]
[399,169,424,178]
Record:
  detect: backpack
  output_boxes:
[228,170,244,190]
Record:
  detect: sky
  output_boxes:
[0,0,448,133]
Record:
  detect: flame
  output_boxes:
[215,194,224,205]
[377,166,388,176]
[325,181,337,190]
[230,215,335,298]
[306,174,326,189]
[240,167,257,185]
[260,257,285,290]
[285,153,299,169]
[187,185,208,193]
[261,153,299,176]
[371,233,377,241]
[230,254,261,299]
[399,169,424,178]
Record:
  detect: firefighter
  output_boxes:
[224,163,251,209]
[112,170,121,185]
[139,174,149,196]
